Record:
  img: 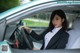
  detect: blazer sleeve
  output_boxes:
[30,29,47,41]
[56,32,69,49]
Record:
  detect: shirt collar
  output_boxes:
[52,26,62,32]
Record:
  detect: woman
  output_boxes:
[22,9,69,50]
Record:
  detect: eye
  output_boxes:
[55,17,59,20]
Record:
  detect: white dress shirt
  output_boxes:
[44,27,62,49]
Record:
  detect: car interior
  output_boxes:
[66,17,80,49]
[2,10,80,50]
[22,12,80,49]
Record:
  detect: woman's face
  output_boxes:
[52,14,64,28]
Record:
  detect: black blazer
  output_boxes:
[30,28,69,49]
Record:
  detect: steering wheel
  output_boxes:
[21,28,33,50]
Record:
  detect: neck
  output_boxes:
[54,26,62,28]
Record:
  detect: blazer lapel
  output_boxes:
[45,28,63,49]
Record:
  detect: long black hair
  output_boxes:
[47,9,68,32]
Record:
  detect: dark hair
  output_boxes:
[47,9,68,32]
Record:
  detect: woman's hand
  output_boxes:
[21,26,32,33]
[33,47,40,50]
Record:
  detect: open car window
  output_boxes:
[22,12,51,34]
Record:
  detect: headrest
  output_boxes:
[73,19,80,30]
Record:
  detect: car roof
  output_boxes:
[0,0,53,19]
[0,0,80,20]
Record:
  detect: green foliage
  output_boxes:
[22,19,49,27]
[0,0,21,13]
